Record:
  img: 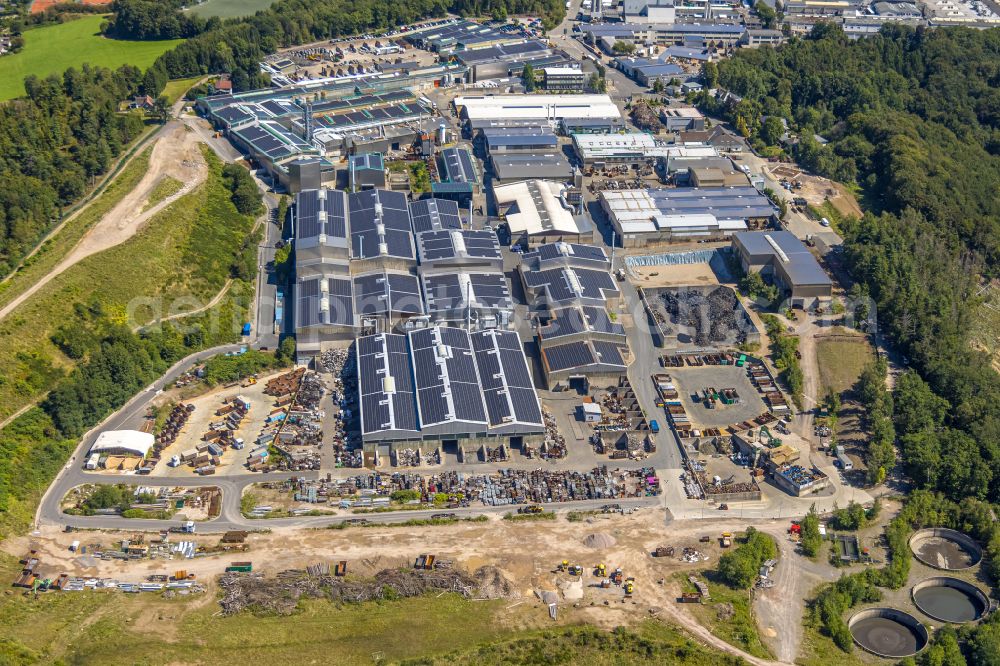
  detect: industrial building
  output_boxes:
[455,41,577,82]
[517,243,628,389]
[572,132,719,167]
[357,327,544,447]
[613,57,685,87]
[420,270,513,329]
[773,464,830,496]
[542,66,587,91]
[580,21,748,49]
[453,94,622,130]
[415,229,503,270]
[490,153,576,184]
[438,146,482,196]
[518,242,620,311]
[731,231,833,307]
[661,106,706,132]
[481,126,559,155]
[349,153,387,191]
[494,180,593,247]
[600,187,776,247]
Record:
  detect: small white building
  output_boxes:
[580,402,603,422]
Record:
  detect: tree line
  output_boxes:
[712,24,1000,505]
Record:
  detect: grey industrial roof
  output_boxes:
[491,153,574,181]
[542,339,628,373]
[456,39,550,65]
[482,126,558,149]
[410,326,488,428]
[348,189,415,260]
[350,153,385,171]
[416,229,501,263]
[733,231,833,287]
[409,198,462,234]
[522,266,619,307]
[615,57,684,78]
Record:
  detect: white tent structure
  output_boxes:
[89,430,154,458]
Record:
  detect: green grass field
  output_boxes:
[0,16,183,101]
[186,0,275,18]
[0,146,255,423]
[816,335,874,397]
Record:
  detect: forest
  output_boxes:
[712,24,1000,505]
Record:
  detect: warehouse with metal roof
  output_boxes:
[600,187,776,247]
[490,153,575,184]
[408,198,463,234]
[357,326,544,447]
[540,338,630,388]
[732,231,833,307]
[347,189,416,265]
[481,126,558,154]
[453,94,622,129]
[421,270,513,328]
[493,180,593,247]
[89,430,155,458]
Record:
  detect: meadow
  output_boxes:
[0,16,182,100]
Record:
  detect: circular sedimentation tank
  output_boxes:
[849,608,928,658]
[908,528,982,571]
[912,577,989,623]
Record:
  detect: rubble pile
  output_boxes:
[660,287,747,346]
[218,566,515,615]
[541,408,566,459]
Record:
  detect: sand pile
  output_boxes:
[583,532,617,549]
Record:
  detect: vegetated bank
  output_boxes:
[0,149,265,540]
[705,25,1000,505]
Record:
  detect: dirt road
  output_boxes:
[0,121,208,323]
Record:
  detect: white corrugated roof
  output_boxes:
[494,180,581,235]
[89,430,154,457]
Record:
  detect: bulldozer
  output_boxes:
[557,559,569,572]
[596,563,606,577]
[568,565,583,576]
[624,578,635,596]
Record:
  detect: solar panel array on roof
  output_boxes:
[543,340,628,373]
[295,189,348,240]
[348,189,414,260]
[523,242,609,268]
[408,198,462,234]
[296,276,354,328]
[422,272,511,314]
[314,102,431,130]
[470,329,543,427]
[440,147,478,185]
[539,305,626,339]
[357,333,419,435]
[409,327,488,428]
[233,121,312,160]
[353,272,424,316]
[522,267,618,305]
[417,229,501,263]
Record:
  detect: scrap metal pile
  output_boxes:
[540,408,567,459]
[218,566,516,615]
[271,467,660,507]
[660,287,748,346]
[154,403,195,454]
[264,368,306,397]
